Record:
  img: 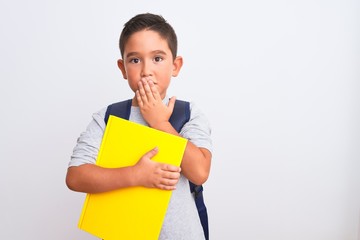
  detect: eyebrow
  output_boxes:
[125,50,168,58]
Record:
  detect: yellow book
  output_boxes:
[78,115,187,240]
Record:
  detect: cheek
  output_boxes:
[127,77,139,92]
[131,78,141,87]
[128,84,139,94]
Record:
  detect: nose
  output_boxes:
[141,60,153,77]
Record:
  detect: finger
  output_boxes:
[143,147,159,159]
[163,171,180,180]
[158,184,176,191]
[168,96,176,111]
[162,163,181,173]
[160,178,179,187]
[138,81,148,103]
[148,80,160,100]
[141,79,154,99]
[136,90,143,107]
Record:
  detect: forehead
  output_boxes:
[123,30,171,55]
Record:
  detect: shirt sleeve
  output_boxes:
[68,108,107,167]
[180,102,213,153]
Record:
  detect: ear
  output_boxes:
[117,59,127,79]
[172,56,183,77]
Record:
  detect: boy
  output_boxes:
[66,13,212,239]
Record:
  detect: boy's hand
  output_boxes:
[133,147,181,190]
[136,78,176,128]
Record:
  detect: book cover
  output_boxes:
[78,115,187,240]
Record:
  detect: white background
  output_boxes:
[0,0,359,239]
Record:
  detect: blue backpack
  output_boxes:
[104,99,209,240]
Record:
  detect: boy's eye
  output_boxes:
[154,56,163,62]
[130,58,140,64]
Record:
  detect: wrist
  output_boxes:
[150,120,171,131]
[150,121,180,136]
[127,165,141,187]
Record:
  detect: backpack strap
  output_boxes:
[191,184,208,240]
[104,99,209,240]
[104,99,132,123]
[168,100,190,132]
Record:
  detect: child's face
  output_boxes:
[118,30,182,100]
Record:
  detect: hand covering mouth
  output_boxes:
[141,77,157,85]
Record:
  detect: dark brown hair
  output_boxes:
[119,13,178,60]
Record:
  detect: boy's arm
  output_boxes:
[66,147,181,193]
[136,79,212,185]
[147,122,211,186]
